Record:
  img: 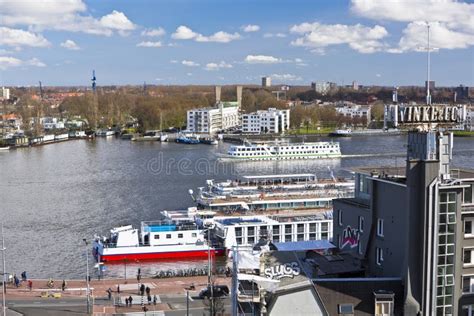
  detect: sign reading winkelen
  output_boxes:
[386,104,467,129]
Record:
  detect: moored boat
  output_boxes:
[330,129,352,137]
[175,133,200,144]
[93,219,218,262]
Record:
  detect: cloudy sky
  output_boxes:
[0,0,473,87]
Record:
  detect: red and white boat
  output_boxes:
[93,219,217,262]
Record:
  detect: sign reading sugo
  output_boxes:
[385,104,467,128]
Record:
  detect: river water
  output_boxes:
[1,135,473,279]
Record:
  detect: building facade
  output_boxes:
[1,87,10,100]
[335,103,371,125]
[262,77,271,87]
[333,130,474,315]
[186,86,242,134]
[241,108,290,134]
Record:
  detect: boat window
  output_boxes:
[154,235,160,239]
[178,233,183,238]
[166,234,172,239]
[192,233,197,237]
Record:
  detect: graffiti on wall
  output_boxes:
[341,225,360,249]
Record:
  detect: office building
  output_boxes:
[262,77,272,87]
[241,108,290,134]
[1,87,10,100]
[186,86,241,134]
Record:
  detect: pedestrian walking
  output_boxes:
[117,284,120,294]
[107,288,112,300]
[61,280,67,292]
[125,297,129,307]
[21,271,27,282]
[13,274,19,288]
[147,294,151,305]
[27,280,32,291]
[145,286,150,296]
[128,295,133,306]
[153,295,157,305]
[140,283,145,296]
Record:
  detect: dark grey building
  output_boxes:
[333,131,474,315]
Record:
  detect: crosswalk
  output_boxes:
[118,294,161,305]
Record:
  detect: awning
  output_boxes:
[273,240,335,252]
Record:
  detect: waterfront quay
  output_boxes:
[4,276,231,315]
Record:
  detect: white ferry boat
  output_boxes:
[195,174,354,213]
[226,141,341,160]
[93,219,219,262]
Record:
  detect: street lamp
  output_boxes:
[83,239,91,314]
[1,223,6,316]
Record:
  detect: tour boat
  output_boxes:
[225,140,341,160]
[93,219,218,262]
[175,134,200,144]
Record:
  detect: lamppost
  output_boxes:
[1,223,6,316]
[83,239,91,314]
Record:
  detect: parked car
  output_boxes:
[198,285,230,299]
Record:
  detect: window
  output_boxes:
[377,219,384,237]
[464,184,473,204]
[192,233,197,237]
[338,210,343,226]
[358,216,364,233]
[178,233,183,238]
[166,234,171,239]
[338,304,354,315]
[375,296,394,316]
[154,235,160,240]
[376,247,383,266]
[463,276,474,294]
[464,249,474,265]
[466,220,474,237]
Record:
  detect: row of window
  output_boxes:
[153,232,197,240]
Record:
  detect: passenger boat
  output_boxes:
[0,146,10,151]
[330,129,352,137]
[194,173,354,213]
[93,219,218,262]
[225,140,341,160]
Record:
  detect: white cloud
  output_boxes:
[137,41,163,48]
[0,27,51,47]
[271,74,303,82]
[351,0,474,52]
[241,24,260,32]
[170,60,178,64]
[141,27,166,37]
[204,61,233,71]
[0,0,136,36]
[182,60,200,67]
[397,21,474,52]
[263,33,287,38]
[290,22,388,53]
[60,39,80,50]
[245,55,282,64]
[290,22,388,54]
[172,25,241,43]
[0,56,46,70]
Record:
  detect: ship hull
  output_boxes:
[100,249,215,262]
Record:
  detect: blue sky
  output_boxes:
[0,0,473,87]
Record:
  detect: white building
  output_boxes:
[1,87,10,100]
[262,77,271,87]
[465,107,474,131]
[186,86,242,134]
[311,82,337,95]
[242,108,290,134]
[335,102,371,125]
[40,117,65,130]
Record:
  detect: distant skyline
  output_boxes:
[0,0,473,87]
